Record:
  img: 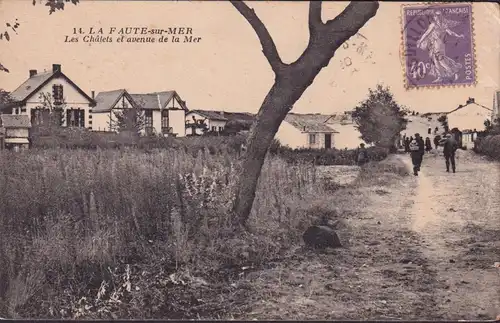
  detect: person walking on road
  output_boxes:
[425,137,433,153]
[442,133,458,173]
[355,143,369,166]
[410,133,425,176]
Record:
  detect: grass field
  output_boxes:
[0,134,395,319]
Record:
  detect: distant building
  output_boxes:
[446,103,492,133]
[4,64,95,129]
[276,113,338,149]
[185,110,228,135]
[324,113,367,149]
[0,114,31,151]
[92,89,188,137]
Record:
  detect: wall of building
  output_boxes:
[18,75,93,128]
[168,109,186,137]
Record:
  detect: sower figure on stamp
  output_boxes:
[442,133,458,173]
[416,10,465,83]
[409,133,425,176]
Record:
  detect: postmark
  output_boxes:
[400,2,477,89]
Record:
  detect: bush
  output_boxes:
[474,135,500,159]
[270,146,388,166]
[29,127,247,156]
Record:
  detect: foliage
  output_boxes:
[111,103,145,135]
[351,84,408,148]
[185,115,209,136]
[437,115,449,133]
[0,146,334,319]
[473,134,500,159]
[29,92,66,130]
[0,89,13,106]
[269,145,389,166]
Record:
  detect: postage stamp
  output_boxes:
[401,2,477,89]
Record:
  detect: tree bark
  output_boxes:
[230,1,379,228]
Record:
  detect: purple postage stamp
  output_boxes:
[401,2,476,89]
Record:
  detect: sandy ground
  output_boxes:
[236,150,500,320]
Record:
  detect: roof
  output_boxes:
[447,102,492,115]
[93,89,131,113]
[10,71,54,102]
[129,91,188,111]
[223,111,255,122]
[284,113,338,133]
[187,110,228,121]
[0,114,31,128]
[9,69,95,105]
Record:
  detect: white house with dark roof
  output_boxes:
[5,64,95,129]
[275,113,339,149]
[185,110,228,135]
[92,89,188,137]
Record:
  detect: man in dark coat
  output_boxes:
[409,133,425,176]
[442,134,458,173]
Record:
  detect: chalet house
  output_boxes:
[92,89,188,137]
[185,110,228,136]
[0,114,31,151]
[275,113,338,149]
[5,64,95,129]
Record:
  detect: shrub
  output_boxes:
[270,146,388,166]
[474,135,500,159]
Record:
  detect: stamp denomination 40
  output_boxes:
[401,3,476,89]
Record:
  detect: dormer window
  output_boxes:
[53,84,63,105]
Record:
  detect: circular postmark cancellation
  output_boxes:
[400,2,477,89]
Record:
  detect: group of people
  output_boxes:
[402,135,436,153]
[408,132,459,176]
[356,132,460,176]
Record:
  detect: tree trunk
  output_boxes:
[232,67,325,227]
[230,1,380,228]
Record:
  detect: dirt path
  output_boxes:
[236,151,500,320]
[404,150,500,320]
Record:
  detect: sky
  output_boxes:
[0,1,498,115]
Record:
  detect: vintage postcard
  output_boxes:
[0,0,499,321]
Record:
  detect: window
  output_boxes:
[31,108,50,125]
[211,126,216,132]
[52,84,63,105]
[309,134,316,145]
[144,110,153,134]
[66,109,85,127]
[218,126,223,132]
[161,110,169,132]
[21,107,26,113]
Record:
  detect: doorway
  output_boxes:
[324,133,332,149]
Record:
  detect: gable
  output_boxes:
[11,71,94,106]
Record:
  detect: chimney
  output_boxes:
[91,91,95,100]
[29,69,37,78]
[52,64,61,73]
[219,111,224,117]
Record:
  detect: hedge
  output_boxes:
[473,135,500,159]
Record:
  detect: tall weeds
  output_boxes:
[0,147,325,318]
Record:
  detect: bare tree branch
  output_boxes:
[308,1,324,35]
[230,0,286,74]
[324,1,379,45]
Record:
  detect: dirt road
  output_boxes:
[239,151,500,320]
